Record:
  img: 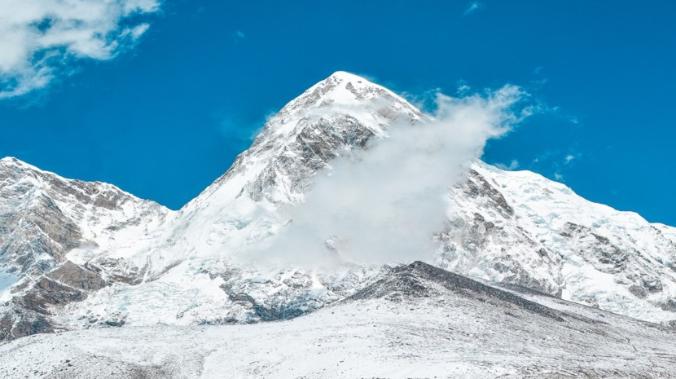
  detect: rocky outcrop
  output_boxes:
[246,116,376,202]
[0,158,169,341]
[349,261,565,321]
[0,261,107,341]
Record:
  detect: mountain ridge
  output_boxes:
[1,71,675,342]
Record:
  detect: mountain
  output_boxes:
[0,157,171,339]
[1,262,674,378]
[0,157,170,276]
[1,71,675,344]
[443,162,676,322]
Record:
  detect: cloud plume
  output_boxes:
[247,85,531,268]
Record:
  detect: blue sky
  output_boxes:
[1,1,675,224]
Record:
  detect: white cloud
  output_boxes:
[246,85,530,268]
[463,2,482,16]
[0,0,160,98]
[231,30,246,45]
[532,150,581,182]
[496,159,520,170]
[457,82,471,95]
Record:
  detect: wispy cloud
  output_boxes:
[532,150,581,182]
[463,2,483,16]
[0,0,160,99]
[496,159,520,170]
[233,30,246,42]
[456,81,471,95]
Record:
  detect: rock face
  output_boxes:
[0,158,170,339]
[442,162,676,322]
[1,71,676,341]
[349,261,565,322]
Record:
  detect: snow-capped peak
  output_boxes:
[1,156,36,171]
[289,71,402,107]
[265,71,422,137]
[160,72,676,325]
[326,70,366,81]
[2,73,676,344]
[0,156,17,164]
[180,71,425,213]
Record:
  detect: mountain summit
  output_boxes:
[274,71,422,123]
[1,72,675,342]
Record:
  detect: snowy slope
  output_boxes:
[172,70,424,267]
[441,162,676,322]
[1,71,675,343]
[0,157,171,339]
[47,71,426,330]
[174,72,676,324]
[1,262,674,378]
[0,157,170,276]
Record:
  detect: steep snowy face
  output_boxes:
[187,71,422,207]
[441,163,676,322]
[0,157,171,339]
[0,157,170,277]
[54,72,676,327]
[161,71,425,269]
[166,72,676,323]
[43,72,427,331]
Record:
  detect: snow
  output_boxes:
[39,73,676,325]
[464,163,676,321]
[0,157,173,272]
[1,281,674,378]
[1,71,676,348]
[0,271,17,301]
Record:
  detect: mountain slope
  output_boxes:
[0,157,171,339]
[441,162,676,322]
[1,262,674,378]
[1,72,675,342]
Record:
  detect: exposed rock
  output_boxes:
[463,169,514,218]
[47,261,107,291]
[659,299,676,312]
[629,284,648,298]
[0,307,53,341]
[350,261,565,322]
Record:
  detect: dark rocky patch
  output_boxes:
[247,116,376,202]
[463,169,514,218]
[0,261,108,341]
[629,285,648,299]
[349,261,566,322]
[47,261,107,291]
[659,299,676,312]
[560,222,629,273]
